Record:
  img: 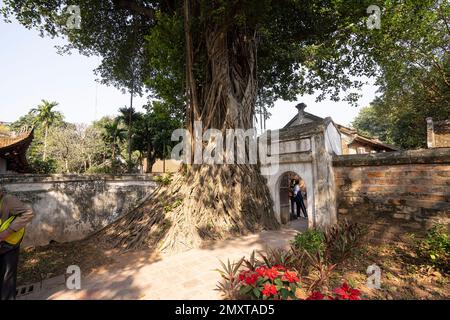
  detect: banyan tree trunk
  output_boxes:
[92,18,279,254]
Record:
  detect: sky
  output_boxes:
[0,16,379,129]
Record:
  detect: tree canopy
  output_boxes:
[2,0,399,117]
[352,1,449,149]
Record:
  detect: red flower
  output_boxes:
[306,292,325,300]
[256,267,267,277]
[238,271,250,282]
[262,284,278,297]
[281,270,299,283]
[265,267,279,280]
[333,283,361,300]
[244,273,259,286]
[274,264,287,271]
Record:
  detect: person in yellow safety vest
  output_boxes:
[0,184,34,300]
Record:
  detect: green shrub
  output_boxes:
[292,229,325,256]
[85,165,112,174]
[29,158,57,174]
[323,220,366,264]
[154,173,173,186]
[415,224,450,273]
[163,198,182,212]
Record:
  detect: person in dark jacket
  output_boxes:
[293,180,307,219]
[288,179,296,218]
[0,186,34,300]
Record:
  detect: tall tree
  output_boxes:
[101,118,127,174]
[118,106,140,172]
[352,1,450,149]
[30,99,62,161]
[3,1,447,252]
[133,101,182,173]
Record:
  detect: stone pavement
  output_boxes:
[19,219,307,300]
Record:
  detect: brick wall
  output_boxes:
[333,148,450,241]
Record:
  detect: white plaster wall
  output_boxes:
[264,162,314,228]
[1,177,157,247]
[325,122,342,155]
[279,139,311,154]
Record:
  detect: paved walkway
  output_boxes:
[20,219,307,300]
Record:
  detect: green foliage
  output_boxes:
[323,220,367,264]
[163,198,182,213]
[7,112,36,132]
[301,249,337,293]
[84,164,112,174]
[0,124,10,134]
[351,105,393,144]
[132,101,183,173]
[215,257,245,300]
[292,229,325,256]
[258,247,295,269]
[154,173,173,186]
[415,224,450,273]
[144,12,185,108]
[28,158,57,174]
[2,0,400,114]
[352,1,450,149]
[31,100,63,130]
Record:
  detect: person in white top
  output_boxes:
[293,180,307,219]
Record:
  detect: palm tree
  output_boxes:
[31,100,62,161]
[102,118,126,174]
[118,106,140,172]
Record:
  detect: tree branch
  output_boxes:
[113,0,155,18]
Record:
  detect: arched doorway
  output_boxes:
[278,171,308,224]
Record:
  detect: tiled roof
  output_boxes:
[284,110,400,151]
[0,130,34,149]
[336,124,400,151]
[276,118,333,141]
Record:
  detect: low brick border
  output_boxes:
[333,148,450,167]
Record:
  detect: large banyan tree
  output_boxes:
[3,0,447,252]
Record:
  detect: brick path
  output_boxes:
[19,219,307,300]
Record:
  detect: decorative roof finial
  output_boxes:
[295,103,307,124]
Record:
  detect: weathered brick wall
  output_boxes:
[333,148,450,240]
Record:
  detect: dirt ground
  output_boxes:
[17,239,116,286]
[18,231,449,299]
[330,242,449,300]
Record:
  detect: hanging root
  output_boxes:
[91,164,279,254]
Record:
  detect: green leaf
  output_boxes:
[239,285,253,295]
[274,278,283,286]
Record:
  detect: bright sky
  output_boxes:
[0,16,379,129]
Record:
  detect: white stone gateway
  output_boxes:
[261,116,342,229]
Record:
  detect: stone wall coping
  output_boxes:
[0,173,158,184]
[333,148,450,167]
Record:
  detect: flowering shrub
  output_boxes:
[306,283,361,300]
[216,250,362,301]
[238,265,302,300]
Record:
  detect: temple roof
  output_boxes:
[284,109,400,151]
[0,129,34,173]
[336,124,400,151]
[277,117,334,141]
